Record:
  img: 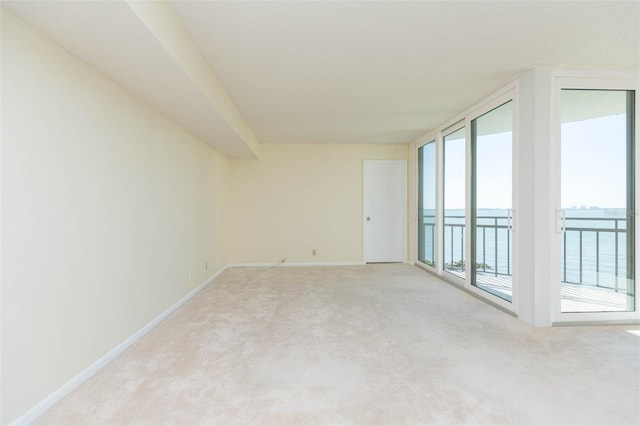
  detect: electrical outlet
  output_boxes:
[189,271,192,282]
[205,261,208,270]
[312,249,317,256]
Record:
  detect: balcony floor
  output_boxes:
[561,282,633,312]
[444,270,634,312]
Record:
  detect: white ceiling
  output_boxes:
[3,0,639,155]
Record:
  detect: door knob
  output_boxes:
[366,217,371,221]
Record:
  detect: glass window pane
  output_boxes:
[418,141,437,266]
[560,89,635,313]
[443,127,466,278]
[471,101,513,302]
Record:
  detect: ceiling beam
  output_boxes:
[125,0,260,158]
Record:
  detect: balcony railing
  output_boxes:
[420,214,632,294]
[562,216,631,294]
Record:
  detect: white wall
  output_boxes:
[1,11,228,423]
[228,143,409,264]
[516,69,554,326]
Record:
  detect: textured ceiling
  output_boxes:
[171,0,639,144]
[3,0,639,151]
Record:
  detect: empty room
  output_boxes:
[1,1,639,425]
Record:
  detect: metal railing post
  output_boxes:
[431,224,435,265]
[460,226,464,268]
[615,219,619,292]
[482,226,486,272]
[494,217,498,277]
[563,231,567,283]
[507,227,511,276]
[450,224,454,268]
[595,231,600,287]
[579,230,583,284]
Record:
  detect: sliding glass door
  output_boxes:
[418,141,437,266]
[443,127,466,278]
[560,89,635,313]
[417,88,517,312]
[471,101,514,302]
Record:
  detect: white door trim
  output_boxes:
[363,160,408,264]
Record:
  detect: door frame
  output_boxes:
[551,75,640,324]
[441,121,467,286]
[416,138,440,272]
[363,160,408,264]
[465,89,519,313]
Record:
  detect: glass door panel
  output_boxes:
[443,127,466,278]
[560,89,635,313]
[418,141,437,266]
[471,101,513,302]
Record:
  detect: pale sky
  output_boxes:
[421,113,628,211]
[561,114,627,209]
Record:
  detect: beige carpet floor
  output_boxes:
[36,264,640,425]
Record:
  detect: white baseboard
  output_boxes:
[10,266,228,426]
[227,261,365,268]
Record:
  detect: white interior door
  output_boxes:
[363,160,407,263]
